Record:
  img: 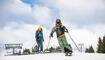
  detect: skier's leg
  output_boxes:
[62,36,72,52]
[61,37,72,56]
[57,38,65,52]
[38,40,42,52]
[36,41,40,52]
[40,40,43,52]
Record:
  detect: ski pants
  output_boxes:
[57,36,72,53]
[36,40,43,52]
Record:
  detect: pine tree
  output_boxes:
[97,37,103,53]
[49,46,55,52]
[23,48,30,54]
[102,36,105,53]
[56,46,61,52]
[85,48,89,53]
[88,46,95,53]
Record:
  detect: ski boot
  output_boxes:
[65,50,72,56]
[64,47,72,56]
[65,52,72,56]
[65,52,68,56]
[68,52,72,56]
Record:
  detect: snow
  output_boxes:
[0,53,105,60]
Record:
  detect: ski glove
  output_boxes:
[49,33,53,38]
[65,29,69,33]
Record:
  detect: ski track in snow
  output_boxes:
[0,53,105,60]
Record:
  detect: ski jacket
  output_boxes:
[50,25,68,38]
[35,30,44,41]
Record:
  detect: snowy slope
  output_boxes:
[0,53,105,60]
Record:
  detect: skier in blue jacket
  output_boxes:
[35,26,44,53]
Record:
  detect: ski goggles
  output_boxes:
[56,22,61,24]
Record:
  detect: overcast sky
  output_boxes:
[0,0,105,55]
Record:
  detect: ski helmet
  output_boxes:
[56,19,61,24]
[38,26,42,30]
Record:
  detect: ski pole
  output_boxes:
[32,41,36,49]
[67,33,81,52]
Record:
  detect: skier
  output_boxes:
[49,19,72,56]
[35,26,44,53]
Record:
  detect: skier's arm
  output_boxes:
[50,27,55,37]
[42,33,44,41]
[64,26,69,33]
[35,31,39,42]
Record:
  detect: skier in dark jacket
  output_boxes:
[49,19,72,56]
[35,26,44,53]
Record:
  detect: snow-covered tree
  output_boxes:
[97,37,104,53]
